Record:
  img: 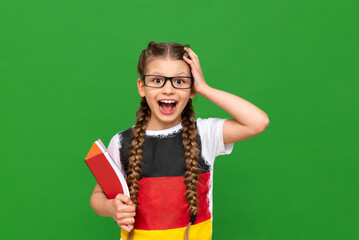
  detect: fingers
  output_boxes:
[114,194,136,212]
[183,54,197,69]
[184,47,201,70]
[106,194,137,233]
[185,47,198,59]
[184,47,196,63]
[115,212,136,223]
[115,205,136,216]
[115,193,134,205]
[114,213,135,229]
[115,214,135,227]
[113,194,136,215]
[113,208,136,228]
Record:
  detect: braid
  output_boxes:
[127,97,151,206]
[181,99,200,240]
[182,99,200,215]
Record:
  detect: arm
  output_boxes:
[197,86,269,144]
[90,183,136,232]
[90,183,112,217]
[183,47,269,144]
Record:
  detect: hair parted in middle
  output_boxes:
[126,41,200,235]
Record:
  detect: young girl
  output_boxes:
[90,41,269,240]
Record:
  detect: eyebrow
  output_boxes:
[149,71,188,76]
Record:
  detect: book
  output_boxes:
[85,139,130,199]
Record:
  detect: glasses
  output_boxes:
[141,75,194,89]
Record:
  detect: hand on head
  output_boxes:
[183,47,209,95]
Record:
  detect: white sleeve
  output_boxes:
[197,118,234,165]
[107,133,126,177]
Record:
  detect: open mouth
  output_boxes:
[158,100,177,114]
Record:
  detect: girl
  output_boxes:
[90,41,269,240]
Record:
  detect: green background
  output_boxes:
[1,0,358,239]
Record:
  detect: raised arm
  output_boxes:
[183,47,269,144]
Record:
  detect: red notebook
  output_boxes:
[85,139,129,199]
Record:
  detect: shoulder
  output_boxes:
[196,117,234,157]
[108,126,133,149]
[196,117,227,134]
[118,126,133,142]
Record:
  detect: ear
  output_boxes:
[137,78,145,97]
[189,87,196,99]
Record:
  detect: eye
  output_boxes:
[153,78,163,83]
[175,78,184,84]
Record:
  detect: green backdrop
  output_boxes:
[1,0,358,239]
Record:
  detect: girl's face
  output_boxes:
[137,58,195,130]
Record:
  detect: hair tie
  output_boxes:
[189,214,197,224]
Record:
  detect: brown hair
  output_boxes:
[126,41,200,240]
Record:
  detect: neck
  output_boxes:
[146,117,182,131]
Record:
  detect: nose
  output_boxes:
[161,79,175,94]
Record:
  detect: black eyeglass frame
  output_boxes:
[141,74,194,89]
